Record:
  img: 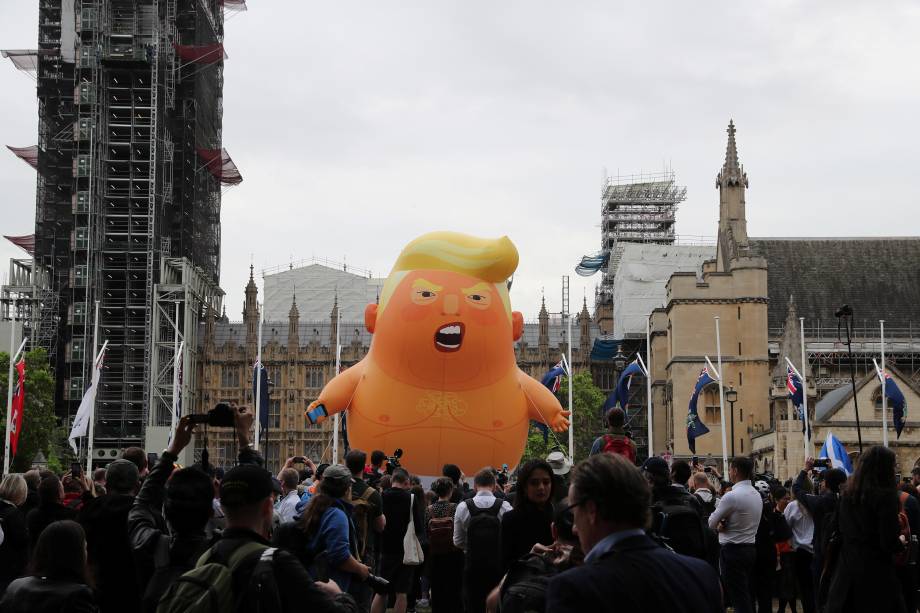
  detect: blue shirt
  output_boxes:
[306,499,357,590]
[584,528,646,562]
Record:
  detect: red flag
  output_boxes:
[9,358,25,456]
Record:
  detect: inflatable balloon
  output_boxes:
[305,231,570,478]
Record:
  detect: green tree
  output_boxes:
[521,370,606,463]
[0,348,59,473]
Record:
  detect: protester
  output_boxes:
[368,450,387,489]
[453,468,513,613]
[26,474,75,549]
[690,471,718,520]
[500,459,555,572]
[641,456,709,561]
[61,473,86,511]
[0,520,97,613]
[345,449,386,609]
[792,459,847,589]
[707,456,762,613]
[588,407,637,464]
[442,464,464,503]
[127,415,215,611]
[78,458,140,613]
[92,468,107,497]
[784,479,816,613]
[825,446,906,613]
[276,464,301,523]
[545,453,721,612]
[896,481,920,612]
[408,481,431,611]
[371,469,424,613]
[544,451,572,504]
[0,474,30,592]
[772,487,798,613]
[121,446,149,479]
[426,477,463,613]
[19,469,40,517]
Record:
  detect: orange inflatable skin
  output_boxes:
[308,268,570,477]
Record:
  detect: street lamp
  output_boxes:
[613,345,627,371]
[725,386,738,457]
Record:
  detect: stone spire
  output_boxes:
[243,265,259,355]
[717,120,748,189]
[716,119,750,270]
[329,292,339,346]
[773,294,811,380]
[288,288,299,353]
[538,295,549,356]
[578,297,591,360]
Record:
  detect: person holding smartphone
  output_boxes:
[792,457,848,592]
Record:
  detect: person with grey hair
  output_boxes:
[78,458,140,612]
[546,454,721,612]
[0,474,29,591]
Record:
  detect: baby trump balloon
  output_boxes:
[305,231,570,477]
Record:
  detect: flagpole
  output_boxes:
[646,315,653,457]
[715,316,728,475]
[881,320,888,448]
[567,311,574,464]
[170,301,180,437]
[254,300,263,452]
[333,306,341,464]
[800,317,811,459]
[86,300,100,476]
[4,300,18,475]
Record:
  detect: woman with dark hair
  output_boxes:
[273,464,368,592]
[825,446,906,613]
[500,459,555,571]
[425,477,463,613]
[0,474,30,592]
[0,520,97,613]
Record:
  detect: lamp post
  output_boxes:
[835,305,863,453]
[726,386,738,457]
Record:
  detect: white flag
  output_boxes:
[69,348,105,453]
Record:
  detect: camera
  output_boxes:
[834,304,853,319]
[813,458,831,469]
[188,403,238,427]
[365,573,391,595]
[497,464,510,488]
[385,448,403,475]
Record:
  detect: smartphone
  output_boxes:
[71,462,83,478]
[293,456,306,464]
[704,466,713,473]
[813,458,831,469]
[147,452,158,468]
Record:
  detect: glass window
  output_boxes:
[75,227,88,249]
[306,368,324,389]
[69,377,84,400]
[71,338,85,361]
[221,366,240,388]
[73,302,86,325]
[269,399,281,429]
[76,155,90,177]
[74,265,87,287]
[75,191,89,212]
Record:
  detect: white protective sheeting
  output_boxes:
[263,264,384,324]
[612,243,714,338]
[61,0,77,62]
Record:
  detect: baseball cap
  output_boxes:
[640,456,669,479]
[546,451,572,476]
[219,464,274,509]
[321,464,354,497]
[105,459,140,493]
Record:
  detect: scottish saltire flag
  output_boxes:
[9,358,25,456]
[604,360,645,413]
[786,366,809,439]
[253,361,270,434]
[535,361,567,443]
[877,370,908,439]
[69,346,107,453]
[687,367,715,454]
[819,432,854,476]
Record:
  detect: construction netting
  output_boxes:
[575,250,609,276]
[7,145,38,170]
[196,148,242,185]
[220,0,248,12]
[4,234,35,255]
[1,49,53,73]
[173,43,227,65]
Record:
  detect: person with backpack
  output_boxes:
[500,459,555,573]
[690,472,718,521]
[641,456,711,563]
[824,446,906,613]
[372,469,425,613]
[344,449,385,609]
[589,407,637,464]
[452,468,512,613]
[426,477,463,613]
[792,459,847,591]
[127,415,217,612]
[706,456,762,613]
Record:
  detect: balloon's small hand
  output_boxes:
[550,411,571,432]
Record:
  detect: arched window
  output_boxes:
[703,387,721,424]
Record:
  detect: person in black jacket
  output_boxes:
[0,519,97,613]
[500,459,555,572]
[0,474,30,592]
[792,459,846,589]
[546,453,721,613]
[26,475,75,549]
[128,415,216,612]
[825,446,905,613]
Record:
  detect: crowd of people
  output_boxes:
[0,404,917,612]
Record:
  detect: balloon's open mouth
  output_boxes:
[434,322,464,352]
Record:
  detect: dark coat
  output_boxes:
[0,500,29,592]
[0,576,97,613]
[500,505,554,572]
[26,502,75,549]
[77,493,138,613]
[825,490,906,613]
[546,533,722,613]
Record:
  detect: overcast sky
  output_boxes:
[2,2,918,323]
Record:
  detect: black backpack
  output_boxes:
[499,552,561,613]
[464,498,503,577]
[651,493,708,561]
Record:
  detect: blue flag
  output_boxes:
[253,362,270,436]
[786,366,809,440]
[879,370,908,439]
[819,432,854,476]
[687,366,715,454]
[603,360,645,414]
[535,361,566,443]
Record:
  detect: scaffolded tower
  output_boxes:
[3,0,243,459]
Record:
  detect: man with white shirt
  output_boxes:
[453,468,513,613]
[275,467,301,523]
[707,456,762,613]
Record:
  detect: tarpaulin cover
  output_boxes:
[575,250,609,277]
[1,49,54,72]
[7,145,38,170]
[173,43,226,64]
[196,147,242,185]
[591,338,624,361]
[4,234,35,255]
[220,0,248,10]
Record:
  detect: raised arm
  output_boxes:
[305,362,365,425]
[518,369,570,432]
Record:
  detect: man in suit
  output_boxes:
[546,453,722,613]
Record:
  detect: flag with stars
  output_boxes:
[687,366,715,454]
[877,369,907,439]
[786,366,809,440]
